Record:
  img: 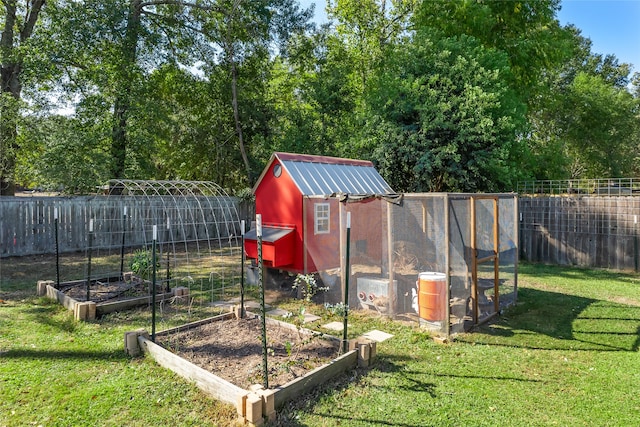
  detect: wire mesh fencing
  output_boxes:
[302,193,519,337]
[17,180,246,333]
[517,178,640,196]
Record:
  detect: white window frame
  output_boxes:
[314,203,330,234]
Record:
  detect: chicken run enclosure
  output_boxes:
[299,193,518,336]
[36,179,244,323]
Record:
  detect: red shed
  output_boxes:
[244,152,394,274]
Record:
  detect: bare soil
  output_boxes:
[158,316,341,389]
[60,277,155,303]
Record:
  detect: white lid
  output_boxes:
[418,272,446,280]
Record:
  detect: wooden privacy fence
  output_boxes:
[0,196,252,258]
[519,196,640,271]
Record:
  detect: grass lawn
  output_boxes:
[2,260,640,426]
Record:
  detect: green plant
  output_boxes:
[283,306,307,329]
[129,249,158,279]
[324,302,348,317]
[235,187,255,202]
[292,274,328,302]
[284,340,293,357]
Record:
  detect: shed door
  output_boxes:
[471,196,500,325]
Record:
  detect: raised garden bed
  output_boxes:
[37,276,180,320]
[127,310,377,426]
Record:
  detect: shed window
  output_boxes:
[314,203,330,234]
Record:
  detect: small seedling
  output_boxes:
[292,273,328,302]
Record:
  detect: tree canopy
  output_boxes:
[1,0,638,195]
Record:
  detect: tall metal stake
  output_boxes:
[54,208,60,288]
[165,249,171,292]
[240,220,246,319]
[165,216,171,292]
[635,215,639,272]
[86,219,94,302]
[257,215,268,389]
[120,207,127,280]
[152,225,158,342]
[343,212,351,354]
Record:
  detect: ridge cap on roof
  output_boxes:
[274,152,373,167]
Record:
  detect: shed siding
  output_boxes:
[249,152,393,275]
[254,159,305,271]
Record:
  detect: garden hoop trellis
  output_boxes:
[101,179,244,303]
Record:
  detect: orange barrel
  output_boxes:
[418,272,447,321]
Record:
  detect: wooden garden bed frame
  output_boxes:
[125,311,376,426]
[37,279,181,320]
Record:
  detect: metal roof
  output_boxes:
[271,152,393,196]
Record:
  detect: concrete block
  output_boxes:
[260,389,275,418]
[124,329,149,356]
[74,301,97,321]
[322,321,344,331]
[246,266,260,286]
[361,329,394,342]
[236,392,248,418]
[358,343,371,368]
[36,280,54,296]
[302,313,321,323]
[246,393,264,426]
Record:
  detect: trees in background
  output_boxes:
[8,0,311,192]
[415,0,572,103]
[528,27,639,179]
[2,0,638,195]
[564,72,637,178]
[365,32,526,192]
[1,0,46,195]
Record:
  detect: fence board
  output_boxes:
[519,195,640,271]
[1,196,250,258]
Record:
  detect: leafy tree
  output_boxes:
[366,31,527,192]
[17,114,111,193]
[415,0,572,102]
[260,0,416,169]
[328,0,415,94]
[527,26,639,179]
[561,72,638,178]
[264,28,359,159]
[144,62,253,188]
[49,0,312,188]
[1,0,46,195]
[194,0,313,185]
[51,0,208,184]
